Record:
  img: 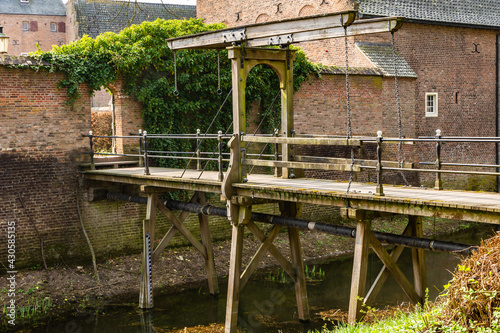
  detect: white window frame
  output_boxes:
[20,0,29,3]
[425,92,438,117]
[22,21,29,31]
[50,22,57,32]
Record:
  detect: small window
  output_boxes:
[20,0,29,3]
[425,92,438,117]
[22,21,29,31]
[50,22,57,32]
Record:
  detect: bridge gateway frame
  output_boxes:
[79,9,500,333]
[167,10,420,331]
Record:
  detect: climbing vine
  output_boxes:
[35,18,320,168]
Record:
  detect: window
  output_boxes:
[20,0,29,3]
[425,92,438,117]
[50,22,57,32]
[22,21,29,31]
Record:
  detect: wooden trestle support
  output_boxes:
[343,209,427,322]
[139,189,219,309]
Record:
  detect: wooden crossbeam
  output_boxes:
[156,202,208,259]
[241,135,361,146]
[242,158,361,172]
[152,193,199,263]
[246,221,295,279]
[240,224,282,289]
[294,155,413,169]
[364,224,412,305]
[369,233,421,304]
[167,11,356,50]
[247,17,403,47]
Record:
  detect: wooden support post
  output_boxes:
[348,212,370,323]
[409,215,427,303]
[288,226,310,321]
[197,192,219,295]
[281,49,295,179]
[139,194,157,309]
[281,202,310,322]
[224,205,249,333]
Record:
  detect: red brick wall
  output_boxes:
[0,14,67,55]
[0,63,91,267]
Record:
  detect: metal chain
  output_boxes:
[173,51,179,96]
[344,26,352,139]
[217,51,222,95]
[344,26,355,194]
[392,32,410,186]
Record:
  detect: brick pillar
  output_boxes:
[109,79,144,154]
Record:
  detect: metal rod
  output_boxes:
[106,192,476,255]
[88,131,95,170]
[143,131,150,175]
[419,162,500,168]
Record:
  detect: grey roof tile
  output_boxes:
[0,0,66,16]
[74,0,196,38]
[356,42,418,78]
[358,0,500,28]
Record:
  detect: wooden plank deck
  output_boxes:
[82,167,500,224]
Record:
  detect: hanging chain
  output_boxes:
[173,51,179,96]
[391,32,410,186]
[217,51,222,95]
[344,27,352,139]
[344,26,355,195]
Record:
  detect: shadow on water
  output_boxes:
[28,225,495,333]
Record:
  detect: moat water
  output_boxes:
[25,225,495,333]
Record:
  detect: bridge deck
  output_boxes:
[83,167,500,224]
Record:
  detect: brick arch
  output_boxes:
[298,5,315,17]
[255,13,271,23]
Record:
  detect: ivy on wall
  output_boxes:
[35,18,321,168]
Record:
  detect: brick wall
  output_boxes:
[0,62,90,267]
[0,14,67,55]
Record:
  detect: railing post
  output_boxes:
[196,129,202,171]
[375,131,384,196]
[143,131,150,175]
[434,129,443,190]
[138,129,144,167]
[88,130,95,170]
[218,130,224,182]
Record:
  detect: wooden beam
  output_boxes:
[241,135,361,146]
[152,193,199,263]
[364,224,412,305]
[246,221,295,279]
[156,203,208,259]
[225,207,247,333]
[288,225,310,321]
[369,233,421,304]
[240,225,282,290]
[139,194,157,309]
[247,17,404,47]
[197,192,219,295]
[348,217,371,323]
[294,155,413,169]
[167,11,356,50]
[242,158,361,172]
[409,215,427,303]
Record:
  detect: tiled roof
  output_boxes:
[358,0,500,28]
[356,42,417,78]
[74,0,196,38]
[0,0,66,16]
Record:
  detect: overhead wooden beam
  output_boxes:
[167,11,356,50]
[247,17,404,47]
